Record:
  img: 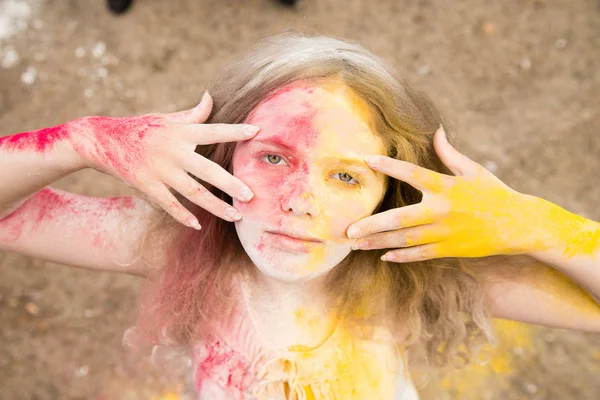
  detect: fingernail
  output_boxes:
[187,217,201,230]
[238,187,254,202]
[224,208,242,222]
[244,125,260,137]
[364,155,379,167]
[347,226,361,239]
[381,253,393,262]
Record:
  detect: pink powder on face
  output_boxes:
[236,83,321,211]
[0,125,69,153]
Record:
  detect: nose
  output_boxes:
[280,183,319,217]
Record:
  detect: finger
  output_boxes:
[346,204,439,239]
[177,151,254,202]
[381,244,439,263]
[353,224,444,251]
[179,123,260,145]
[166,91,213,124]
[142,181,202,229]
[164,169,243,222]
[364,155,452,193]
[433,125,481,176]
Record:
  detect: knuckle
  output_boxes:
[392,212,405,227]
[185,183,206,198]
[418,247,429,259]
[400,232,411,247]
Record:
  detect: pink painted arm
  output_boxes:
[0,188,157,275]
[1,92,260,231]
[0,120,84,219]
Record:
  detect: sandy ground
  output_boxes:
[0,0,599,399]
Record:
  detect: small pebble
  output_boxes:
[75,365,89,378]
[524,382,538,394]
[1,46,20,68]
[519,57,532,71]
[482,22,496,35]
[417,65,431,76]
[21,66,37,85]
[24,302,39,315]
[92,42,106,59]
[96,66,108,79]
[555,38,567,49]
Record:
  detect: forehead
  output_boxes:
[246,81,386,156]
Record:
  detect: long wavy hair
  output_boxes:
[135,32,493,368]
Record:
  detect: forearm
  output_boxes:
[0,120,87,218]
[527,197,600,302]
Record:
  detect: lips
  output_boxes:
[265,229,322,242]
[264,229,323,253]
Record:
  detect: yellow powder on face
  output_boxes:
[296,80,386,274]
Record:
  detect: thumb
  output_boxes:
[167,91,213,124]
[433,125,480,176]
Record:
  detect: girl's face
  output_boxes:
[232,80,387,282]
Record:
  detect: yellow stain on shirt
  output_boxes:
[286,317,401,399]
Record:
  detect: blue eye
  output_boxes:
[336,172,358,185]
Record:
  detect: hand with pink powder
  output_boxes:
[68,92,259,229]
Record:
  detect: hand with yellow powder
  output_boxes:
[348,126,600,302]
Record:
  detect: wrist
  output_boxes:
[526,196,598,259]
[58,117,95,172]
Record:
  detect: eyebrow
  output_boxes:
[320,156,377,176]
[253,138,379,177]
[252,137,298,153]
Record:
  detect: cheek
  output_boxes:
[232,156,286,215]
[317,190,378,239]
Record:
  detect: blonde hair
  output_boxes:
[136,32,493,368]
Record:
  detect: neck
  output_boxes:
[243,265,338,348]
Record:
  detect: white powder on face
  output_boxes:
[0,0,35,42]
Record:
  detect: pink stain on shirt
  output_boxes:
[195,340,253,397]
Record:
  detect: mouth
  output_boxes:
[265,229,323,243]
[264,229,323,253]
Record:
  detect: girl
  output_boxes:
[1,33,599,399]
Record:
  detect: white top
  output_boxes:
[191,274,420,400]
